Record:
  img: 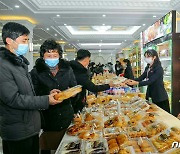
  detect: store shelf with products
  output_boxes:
[129,46,141,78]
[55,91,180,154]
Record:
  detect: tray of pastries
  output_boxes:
[54,85,82,101]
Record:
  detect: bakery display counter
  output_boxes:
[55,93,180,154]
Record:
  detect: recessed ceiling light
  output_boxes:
[100,40,102,42]
[99,44,102,47]
[56,14,60,17]
[102,24,105,26]
[69,44,71,45]
[55,34,57,36]
[99,50,101,53]
[153,15,157,18]
[102,14,106,17]
[46,28,49,30]
[143,24,146,26]
[15,5,20,8]
[60,39,63,40]
[40,39,42,41]
[125,40,127,42]
[64,24,67,26]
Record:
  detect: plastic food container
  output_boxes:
[151,128,180,153]
[84,138,108,154]
[58,140,83,154]
[103,127,121,138]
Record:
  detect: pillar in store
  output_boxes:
[22,21,35,71]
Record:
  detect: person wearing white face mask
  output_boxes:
[0,22,62,154]
[126,49,170,113]
[30,39,77,154]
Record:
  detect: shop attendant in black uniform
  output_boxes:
[126,49,170,113]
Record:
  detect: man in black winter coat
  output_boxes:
[70,49,115,113]
[0,22,61,154]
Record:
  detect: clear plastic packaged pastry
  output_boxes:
[103,127,121,138]
[124,137,157,153]
[127,125,146,138]
[67,123,90,136]
[104,116,123,128]
[151,129,180,153]
[78,130,102,141]
[59,140,82,154]
[54,85,82,101]
[85,138,108,154]
[146,122,167,138]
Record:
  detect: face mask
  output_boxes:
[145,57,153,64]
[15,44,29,56]
[45,58,59,67]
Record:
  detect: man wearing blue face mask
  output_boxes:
[30,39,77,154]
[0,22,62,154]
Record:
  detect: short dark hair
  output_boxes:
[2,22,30,45]
[40,39,63,57]
[76,49,91,60]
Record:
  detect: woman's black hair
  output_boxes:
[123,59,131,67]
[40,39,63,58]
[144,49,161,68]
[2,22,30,45]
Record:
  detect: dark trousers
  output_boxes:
[154,99,170,113]
[40,130,66,154]
[2,135,39,154]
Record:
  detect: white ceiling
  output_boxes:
[0,0,180,53]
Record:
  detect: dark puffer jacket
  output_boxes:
[30,58,77,131]
[70,60,110,113]
[0,47,49,141]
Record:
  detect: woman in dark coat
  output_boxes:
[126,49,170,113]
[115,61,124,76]
[30,39,77,153]
[123,59,134,79]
